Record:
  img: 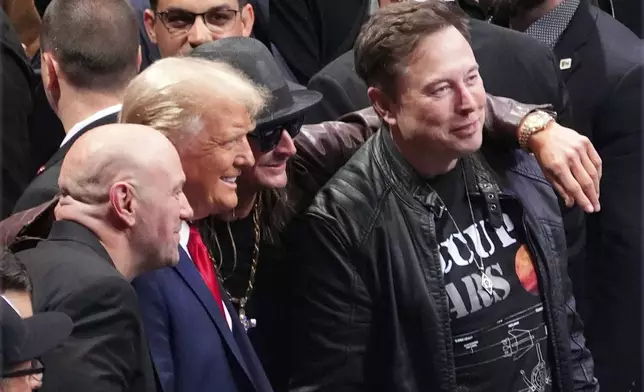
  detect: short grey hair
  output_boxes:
[119,57,269,147]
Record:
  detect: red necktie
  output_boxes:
[187,225,226,317]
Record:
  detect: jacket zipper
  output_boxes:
[426,200,459,391]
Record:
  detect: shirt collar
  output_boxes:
[179,220,190,256]
[60,104,123,147]
[523,0,580,48]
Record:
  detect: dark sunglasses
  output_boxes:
[3,359,44,380]
[249,117,304,152]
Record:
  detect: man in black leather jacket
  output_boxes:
[285,3,598,391]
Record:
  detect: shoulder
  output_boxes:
[132,265,178,296]
[579,5,642,70]
[470,19,552,57]
[307,135,390,241]
[311,50,356,80]
[19,241,129,308]
[13,166,61,213]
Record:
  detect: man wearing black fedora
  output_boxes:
[1,297,72,391]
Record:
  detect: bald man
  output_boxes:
[16,123,193,392]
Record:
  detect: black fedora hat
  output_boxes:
[189,37,322,127]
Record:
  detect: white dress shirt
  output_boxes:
[59,104,123,147]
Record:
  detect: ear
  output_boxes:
[136,45,143,72]
[109,182,137,227]
[240,3,255,38]
[41,52,61,111]
[143,9,158,44]
[367,86,398,127]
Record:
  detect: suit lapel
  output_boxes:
[553,0,597,81]
[173,247,255,385]
[39,112,120,173]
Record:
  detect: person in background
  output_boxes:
[17,124,193,392]
[1,298,72,392]
[1,251,73,392]
[490,0,643,388]
[0,8,35,218]
[13,0,141,214]
[143,0,254,58]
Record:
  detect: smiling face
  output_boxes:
[370,26,486,176]
[145,0,254,57]
[240,129,298,192]
[179,100,256,219]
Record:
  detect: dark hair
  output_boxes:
[149,0,248,10]
[354,1,470,99]
[0,251,32,294]
[40,0,140,91]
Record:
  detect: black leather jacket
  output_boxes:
[287,128,598,392]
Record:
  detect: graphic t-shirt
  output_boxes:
[428,164,553,392]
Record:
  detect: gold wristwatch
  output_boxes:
[518,110,555,151]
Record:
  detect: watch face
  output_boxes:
[526,112,552,129]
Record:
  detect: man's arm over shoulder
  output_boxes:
[132,272,175,392]
[39,275,145,392]
[286,211,371,392]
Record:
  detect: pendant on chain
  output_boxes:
[238,299,257,331]
[481,271,494,295]
[238,308,257,331]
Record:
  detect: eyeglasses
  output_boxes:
[249,117,305,152]
[155,8,240,35]
[3,359,44,383]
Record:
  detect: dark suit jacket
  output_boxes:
[17,220,157,392]
[12,112,119,213]
[269,0,370,85]
[132,245,274,392]
[1,9,35,219]
[552,1,642,389]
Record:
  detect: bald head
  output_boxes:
[59,124,178,203]
[57,123,193,279]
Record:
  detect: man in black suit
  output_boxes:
[1,9,35,219]
[492,0,643,389]
[12,0,141,213]
[17,123,193,392]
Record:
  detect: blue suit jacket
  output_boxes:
[132,247,273,392]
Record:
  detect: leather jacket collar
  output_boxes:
[376,126,506,228]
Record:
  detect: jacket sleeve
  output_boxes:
[291,118,375,212]
[39,276,145,392]
[562,274,600,391]
[287,212,372,392]
[132,274,175,392]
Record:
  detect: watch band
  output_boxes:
[518,110,555,151]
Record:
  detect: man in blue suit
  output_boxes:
[121,56,276,392]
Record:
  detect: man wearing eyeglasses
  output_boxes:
[143,0,255,57]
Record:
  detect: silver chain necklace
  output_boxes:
[428,161,494,295]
